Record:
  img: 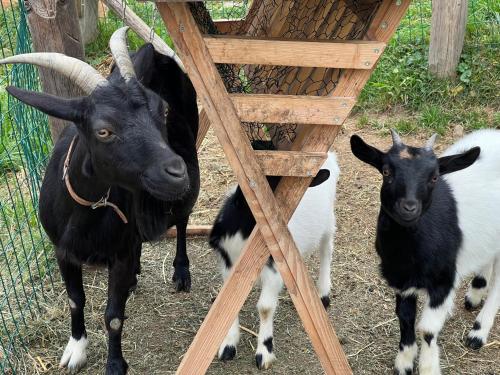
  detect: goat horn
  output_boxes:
[390,129,403,146]
[110,27,136,81]
[0,53,107,94]
[425,133,438,151]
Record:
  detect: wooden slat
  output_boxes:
[157,4,351,375]
[165,225,211,238]
[231,94,355,125]
[213,19,244,34]
[330,0,412,99]
[255,150,326,177]
[205,35,385,69]
[196,107,210,150]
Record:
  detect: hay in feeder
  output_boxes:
[190,0,382,147]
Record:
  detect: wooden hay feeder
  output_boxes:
[148,1,411,373]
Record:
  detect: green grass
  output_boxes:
[356,0,499,136]
[86,3,174,66]
[356,43,499,135]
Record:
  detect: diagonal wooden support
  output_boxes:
[154,1,411,374]
[157,4,349,374]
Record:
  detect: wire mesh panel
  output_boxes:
[194,0,382,147]
[0,1,54,373]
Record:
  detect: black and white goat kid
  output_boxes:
[351,129,500,375]
[0,28,200,374]
[209,148,339,370]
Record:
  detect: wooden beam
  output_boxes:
[196,107,211,150]
[79,0,99,44]
[165,225,211,238]
[231,94,355,125]
[205,35,386,69]
[428,0,468,78]
[26,0,85,142]
[255,151,327,177]
[157,4,351,375]
[213,19,244,34]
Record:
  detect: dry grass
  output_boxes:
[17,123,500,374]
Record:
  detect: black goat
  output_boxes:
[351,129,500,375]
[1,28,199,374]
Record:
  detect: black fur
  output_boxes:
[219,346,237,362]
[396,294,417,348]
[9,44,200,374]
[424,333,434,346]
[321,295,331,309]
[472,321,481,331]
[263,337,273,353]
[471,276,487,289]
[465,336,484,350]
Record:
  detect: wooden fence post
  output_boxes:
[25,0,85,142]
[428,0,468,78]
[77,0,99,44]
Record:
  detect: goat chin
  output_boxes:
[140,177,190,202]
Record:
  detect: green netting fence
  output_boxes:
[0,0,498,373]
[0,0,54,373]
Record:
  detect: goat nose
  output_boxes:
[402,200,418,213]
[164,158,186,178]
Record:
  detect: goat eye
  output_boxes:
[96,129,112,139]
[383,169,391,177]
[431,175,438,183]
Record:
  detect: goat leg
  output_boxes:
[105,254,136,375]
[57,252,88,373]
[394,293,418,375]
[172,216,191,292]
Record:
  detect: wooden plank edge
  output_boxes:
[164,225,212,238]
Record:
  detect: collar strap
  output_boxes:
[63,136,128,224]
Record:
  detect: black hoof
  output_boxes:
[255,354,264,370]
[172,266,191,292]
[394,369,413,375]
[465,336,484,350]
[464,298,474,311]
[105,357,128,375]
[219,345,236,361]
[321,296,331,310]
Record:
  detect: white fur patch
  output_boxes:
[443,130,500,279]
[418,338,441,375]
[219,231,246,265]
[218,318,240,359]
[469,258,500,344]
[68,298,77,309]
[59,336,88,371]
[417,292,455,335]
[110,318,122,330]
[395,343,418,373]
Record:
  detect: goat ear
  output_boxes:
[350,134,384,171]
[6,86,87,123]
[438,146,480,175]
[309,169,330,187]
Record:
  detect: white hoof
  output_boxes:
[59,336,88,373]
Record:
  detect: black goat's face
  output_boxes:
[350,131,480,227]
[88,82,189,199]
[1,27,191,202]
[7,80,189,201]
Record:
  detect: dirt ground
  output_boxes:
[21,121,499,374]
